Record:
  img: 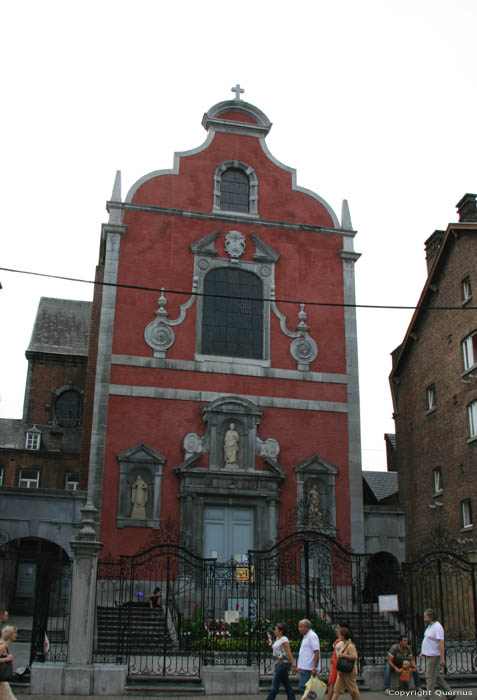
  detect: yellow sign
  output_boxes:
[236,566,254,582]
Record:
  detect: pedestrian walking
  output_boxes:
[293,618,320,695]
[419,608,455,698]
[331,626,360,700]
[0,625,17,700]
[265,623,296,700]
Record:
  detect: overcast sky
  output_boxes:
[1,1,476,471]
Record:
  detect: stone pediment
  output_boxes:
[250,233,280,263]
[294,454,338,476]
[117,443,166,464]
[190,229,220,257]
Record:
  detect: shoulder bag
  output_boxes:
[336,643,355,673]
[0,647,13,681]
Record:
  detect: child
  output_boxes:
[399,660,418,690]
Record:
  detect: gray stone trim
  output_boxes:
[294,454,338,532]
[111,353,348,384]
[192,241,273,362]
[340,240,364,552]
[202,99,272,138]
[86,224,127,519]
[124,132,215,203]
[258,138,340,228]
[107,200,356,237]
[109,384,348,413]
[212,160,258,215]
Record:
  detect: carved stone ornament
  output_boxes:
[256,437,280,460]
[144,282,198,358]
[291,336,318,364]
[225,230,246,260]
[182,432,205,458]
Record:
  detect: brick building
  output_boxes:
[390,193,477,561]
[0,298,89,611]
[84,91,365,559]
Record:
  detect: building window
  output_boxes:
[18,469,40,488]
[25,430,41,450]
[462,332,477,371]
[54,389,82,427]
[202,268,264,359]
[462,499,473,528]
[0,468,3,486]
[468,401,477,439]
[433,467,442,493]
[65,472,79,491]
[213,161,258,215]
[462,277,472,303]
[220,169,249,212]
[426,385,436,411]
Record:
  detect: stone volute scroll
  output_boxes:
[144,280,198,358]
[270,287,318,371]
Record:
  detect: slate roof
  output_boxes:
[385,433,396,450]
[27,297,92,356]
[362,470,399,502]
[0,419,25,448]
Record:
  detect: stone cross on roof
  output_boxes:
[231,83,244,100]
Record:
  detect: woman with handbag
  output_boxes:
[331,627,360,700]
[266,623,296,700]
[327,627,344,700]
[0,625,17,700]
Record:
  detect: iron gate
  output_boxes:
[248,530,403,676]
[94,530,407,678]
[402,550,477,673]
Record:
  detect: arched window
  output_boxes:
[213,161,258,215]
[220,168,249,212]
[202,268,263,359]
[55,390,82,427]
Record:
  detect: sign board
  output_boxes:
[378,594,399,612]
[236,566,249,582]
[225,610,240,624]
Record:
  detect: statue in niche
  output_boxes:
[131,474,148,519]
[224,422,239,468]
[307,485,323,527]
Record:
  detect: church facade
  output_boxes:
[87,90,364,560]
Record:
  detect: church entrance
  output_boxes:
[203,506,254,562]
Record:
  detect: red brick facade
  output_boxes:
[89,97,363,559]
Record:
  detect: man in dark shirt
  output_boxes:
[385,634,421,692]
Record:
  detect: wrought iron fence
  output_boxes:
[402,549,477,674]
[93,530,413,678]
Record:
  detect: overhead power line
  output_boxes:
[1,266,476,312]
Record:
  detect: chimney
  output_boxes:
[456,193,477,222]
[424,230,445,274]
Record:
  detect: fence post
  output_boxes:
[304,539,311,619]
[67,505,103,665]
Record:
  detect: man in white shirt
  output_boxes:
[419,608,455,698]
[293,618,320,694]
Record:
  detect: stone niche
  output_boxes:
[294,454,338,533]
[175,395,286,554]
[204,396,262,470]
[116,444,165,529]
